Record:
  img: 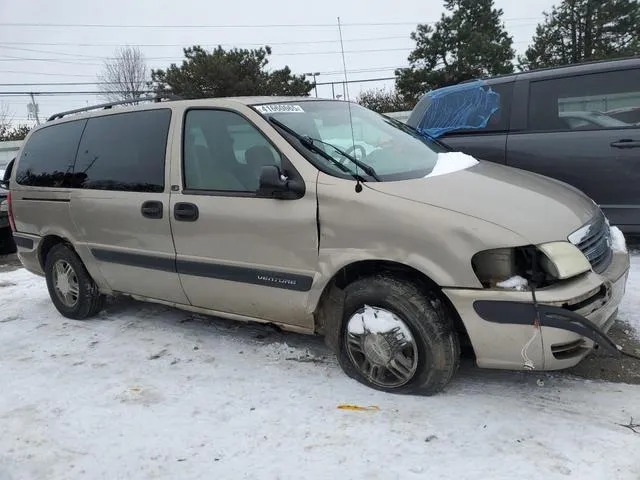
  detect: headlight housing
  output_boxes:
[472,242,591,289]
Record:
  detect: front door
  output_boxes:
[169,108,319,328]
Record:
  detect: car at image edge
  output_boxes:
[407,57,640,234]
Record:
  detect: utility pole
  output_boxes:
[305,72,321,97]
[28,92,41,125]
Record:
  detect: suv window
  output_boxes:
[74,109,171,192]
[528,68,640,132]
[15,120,86,187]
[451,82,513,134]
[183,109,281,192]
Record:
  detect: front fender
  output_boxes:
[312,173,527,299]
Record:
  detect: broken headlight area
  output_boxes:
[472,242,591,289]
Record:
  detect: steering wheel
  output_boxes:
[344,144,367,161]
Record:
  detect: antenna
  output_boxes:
[337,17,362,193]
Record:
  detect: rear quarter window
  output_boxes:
[527,68,640,132]
[15,120,86,187]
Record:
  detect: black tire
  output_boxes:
[44,243,105,320]
[338,275,460,395]
[0,227,16,255]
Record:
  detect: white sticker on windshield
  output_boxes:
[255,104,305,114]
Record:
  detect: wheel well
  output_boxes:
[316,260,474,358]
[38,235,71,270]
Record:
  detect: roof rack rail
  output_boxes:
[46,95,181,122]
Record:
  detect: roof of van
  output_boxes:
[41,95,331,126]
[465,57,640,84]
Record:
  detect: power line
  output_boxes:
[0,36,412,48]
[0,70,97,78]
[0,47,414,64]
[0,66,408,87]
[0,76,399,96]
[0,91,156,96]
[0,18,542,28]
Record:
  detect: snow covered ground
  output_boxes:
[1,257,639,480]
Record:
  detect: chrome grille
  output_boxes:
[569,211,613,274]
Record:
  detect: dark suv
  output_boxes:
[407,58,640,233]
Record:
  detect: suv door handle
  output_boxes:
[610,139,640,149]
[141,200,163,219]
[174,202,199,222]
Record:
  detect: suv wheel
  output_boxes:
[45,244,105,319]
[338,275,460,395]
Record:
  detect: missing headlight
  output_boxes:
[472,246,556,289]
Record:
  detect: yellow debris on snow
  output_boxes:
[337,405,380,411]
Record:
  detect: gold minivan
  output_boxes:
[2,96,630,394]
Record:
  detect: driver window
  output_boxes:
[183,109,282,193]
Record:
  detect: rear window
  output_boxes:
[15,120,86,187]
[74,109,171,192]
[528,68,640,132]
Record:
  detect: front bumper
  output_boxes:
[443,250,629,371]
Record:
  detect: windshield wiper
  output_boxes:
[268,116,379,181]
[385,116,451,150]
[301,137,380,181]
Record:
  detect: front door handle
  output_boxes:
[141,200,163,219]
[610,139,640,149]
[174,202,199,222]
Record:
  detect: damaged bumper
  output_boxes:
[443,250,629,370]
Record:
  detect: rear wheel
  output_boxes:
[45,244,105,319]
[338,275,460,395]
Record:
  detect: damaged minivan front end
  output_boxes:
[447,211,629,371]
[362,160,630,372]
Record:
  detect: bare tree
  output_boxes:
[0,102,12,129]
[0,102,30,141]
[98,46,149,103]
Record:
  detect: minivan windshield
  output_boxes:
[254,100,447,181]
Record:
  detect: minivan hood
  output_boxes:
[367,160,597,245]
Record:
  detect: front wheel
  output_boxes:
[338,275,460,395]
[45,244,105,319]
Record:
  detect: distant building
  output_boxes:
[0,140,22,173]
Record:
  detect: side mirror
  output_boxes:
[258,165,304,199]
[0,158,14,190]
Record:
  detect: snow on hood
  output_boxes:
[425,152,479,178]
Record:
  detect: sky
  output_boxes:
[0,0,556,124]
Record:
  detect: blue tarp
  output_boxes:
[417,80,501,139]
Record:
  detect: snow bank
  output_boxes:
[497,275,529,291]
[1,267,640,479]
[425,152,478,178]
[619,254,640,340]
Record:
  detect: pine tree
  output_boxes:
[396,0,515,102]
[151,46,313,98]
[520,0,640,70]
